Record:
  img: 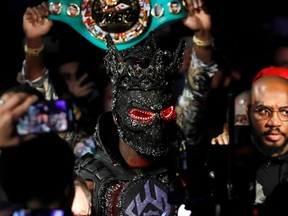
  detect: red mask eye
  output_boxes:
[129,109,155,122]
[161,106,176,121]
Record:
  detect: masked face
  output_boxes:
[112,88,177,157]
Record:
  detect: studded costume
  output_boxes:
[76,111,179,215]
[75,33,218,216]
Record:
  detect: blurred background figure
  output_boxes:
[234,90,250,126]
[0,132,75,215]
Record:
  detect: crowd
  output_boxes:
[1,0,288,216]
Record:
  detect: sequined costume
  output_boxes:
[76,111,179,215]
[176,48,218,141]
[75,34,218,216]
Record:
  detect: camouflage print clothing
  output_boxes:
[176,48,218,142]
[21,61,95,155]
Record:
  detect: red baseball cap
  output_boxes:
[252,66,288,85]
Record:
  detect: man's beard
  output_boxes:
[251,127,288,156]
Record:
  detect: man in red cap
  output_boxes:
[212,71,288,215]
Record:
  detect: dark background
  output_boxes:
[1,0,288,90]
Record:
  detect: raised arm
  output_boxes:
[176,0,219,142]
[22,2,60,100]
[183,0,213,64]
[23,1,52,81]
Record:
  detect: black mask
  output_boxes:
[104,32,185,157]
[113,88,178,156]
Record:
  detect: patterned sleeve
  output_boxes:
[21,61,83,149]
[176,48,218,143]
[21,60,59,100]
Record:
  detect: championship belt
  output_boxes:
[48,0,187,50]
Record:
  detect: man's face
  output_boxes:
[249,78,288,156]
[112,88,177,157]
[69,6,78,16]
[58,61,79,83]
[171,3,178,13]
[234,90,249,126]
